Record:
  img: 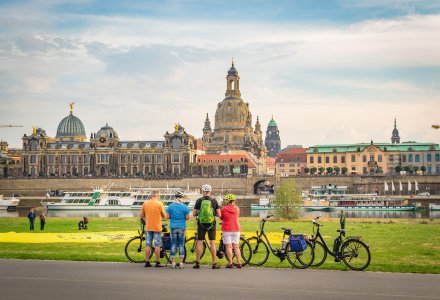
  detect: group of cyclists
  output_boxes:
[140,184,241,269]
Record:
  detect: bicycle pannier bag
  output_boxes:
[162,234,171,251]
[289,234,307,252]
[198,199,215,224]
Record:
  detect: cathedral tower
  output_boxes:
[391,118,400,144]
[265,116,281,157]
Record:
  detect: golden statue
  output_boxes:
[175,123,180,132]
[69,101,75,113]
[32,126,37,135]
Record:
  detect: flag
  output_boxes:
[408,180,412,191]
[415,180,419,191]
[384,182,389,191]
[391,181,395,192]
[399,181,403,191]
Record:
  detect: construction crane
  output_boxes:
[0,125,23,128]
[433,125,440,129]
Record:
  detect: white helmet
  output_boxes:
[201,184,212,192]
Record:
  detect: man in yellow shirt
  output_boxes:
[140,190,166,267]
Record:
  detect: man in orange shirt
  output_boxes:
[140,190,166,267]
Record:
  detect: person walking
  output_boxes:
[220,194,242,269]
[140,190,166,268]
[27,209,36,231]
[166,191,190,269]
[192,184,221,269]
[39,213,46,230]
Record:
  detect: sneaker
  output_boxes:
[226,264,233,269]
[193,263,200,269]
[179,263,184,269]
[236,264,242,269]
[212,263,220,269]
[171,263,176,269]
[155,262,163,268]
[144,261,152,268]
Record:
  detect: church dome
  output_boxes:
[96,123,118,140]
[228,61,238,76]
[215,99,251,130]
[56,110,86,140]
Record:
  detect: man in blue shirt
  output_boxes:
[166,191,190,269]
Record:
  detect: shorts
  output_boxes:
[222,232,240,244]
[145,231,162,247]
[197,223,216,241]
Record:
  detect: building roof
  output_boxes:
[276,147,307,163]
[306,142,440,153]
[56,112,86,139]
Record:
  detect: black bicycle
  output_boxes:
[125,219,174,263]
[247,215,315,269]
[309,216,371,271]
[184,223,252,266]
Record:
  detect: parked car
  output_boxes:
[418,192,430,196]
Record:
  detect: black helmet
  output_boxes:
[175,191,185,198]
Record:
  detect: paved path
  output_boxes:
[1,259,439,300]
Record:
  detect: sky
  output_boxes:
[0,0,439,149]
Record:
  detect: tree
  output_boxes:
[403,166,411,173]
[395,165,402,173]
[413,166,419,174]
[421,166,426,174]
[304,167,310,175]
[273,178,302,220]
[326,167,334,174]
[341,167,348,175]
[334,166,341,174]
[318,167,325,174]
[311,167,317,175]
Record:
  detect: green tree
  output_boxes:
[304,167,310,175]
[326,167,334,174]
[403,166,411,173]
[395,165,402,173]
[334,166,341,174]
[310,167,317,175]
[341,167,348,175]
[273,178,302,220]
[421,166,426,174]
[318,167,325,174]
[413,166,419,174]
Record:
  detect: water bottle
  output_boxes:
[281,240,287,253]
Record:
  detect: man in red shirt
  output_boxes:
[220,194,242,269]
[140,190,166,268]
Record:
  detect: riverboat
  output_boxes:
[327,194,415,211]
[0,195,20,211]
[42,187,200,211]
[429,203,440,210]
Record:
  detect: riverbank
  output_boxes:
[0,217,439,273]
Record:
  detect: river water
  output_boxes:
[1,208,438,219]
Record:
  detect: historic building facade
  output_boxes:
[275,145,307,177]
[265,116,281,158]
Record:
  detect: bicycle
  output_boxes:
[309,216,371,271]
[247,215,315,269]
[125,219,174,264]
[184,222,252,266]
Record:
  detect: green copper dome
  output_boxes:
[268,117,277,127]
[56,111,86,139]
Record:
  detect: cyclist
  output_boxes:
[140,190,166,268]
[220,193,242,269]
[166,191,190,269]
[192,184,221,269]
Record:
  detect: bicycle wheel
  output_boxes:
[232,237,252,266]
[311,240,327,267]
[341,239,371,271]
[286,239,315,269]
[125,236,145,263]
[184,237,206,264]
[247,237,270,266]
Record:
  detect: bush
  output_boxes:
[273,178,302,220]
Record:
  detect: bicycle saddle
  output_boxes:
[337,229,346,233]
[281,227,292,235]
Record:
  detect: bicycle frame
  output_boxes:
[311,225,341,258]
[255,217,288,256]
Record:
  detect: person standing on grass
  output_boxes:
[140,190,166,268]
[166,191,190,269]
[220,194,242,269]
[192,184,221,269]
[27,209,36,231]
[39,213,46,230]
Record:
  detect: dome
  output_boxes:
[96,123,118,140]
[56,112,86,140]
[215,99,251,130]
[228,62,238,76]
[268,118,277,127]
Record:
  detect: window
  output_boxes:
[318,156,322,164]
[378,155,382,162]
[325,157,330,164]
[362,155,367,162]
[310,157,314,164]
[370,155,374,162]
[173,153,180,163]
[408,154,413,162]
[341,156,345,163]
[156,154,163,164]
[173,165,180,175]
[415,154,419,163]
[84,155,90,164]
[333,156,337,163]
[427,154,432,162]
[435,154,440,162]
[61,155,66,164]
[144,154,151,163]
[132,154,138,163]
[49,155,55,164]
[402,155,406,162]
[72,155,78,164]
[120,154,127,163]
[30,155,37,164]
[389,154,394,162]
[351,154,356,163]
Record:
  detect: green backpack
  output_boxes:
[198,199,215,224]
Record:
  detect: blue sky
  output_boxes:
[1,0,439,148]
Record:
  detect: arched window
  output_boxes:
[415,154,420,162]
[224,135,229,142]
[427,154,432,162]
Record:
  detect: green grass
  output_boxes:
[1,217,439,273]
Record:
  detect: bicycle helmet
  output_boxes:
[174,191,185,198]
[201,184,212,192]
[224,193,236,203]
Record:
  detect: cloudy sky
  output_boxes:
[1,0,439,149]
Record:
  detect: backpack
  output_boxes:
[198,198,215,224]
